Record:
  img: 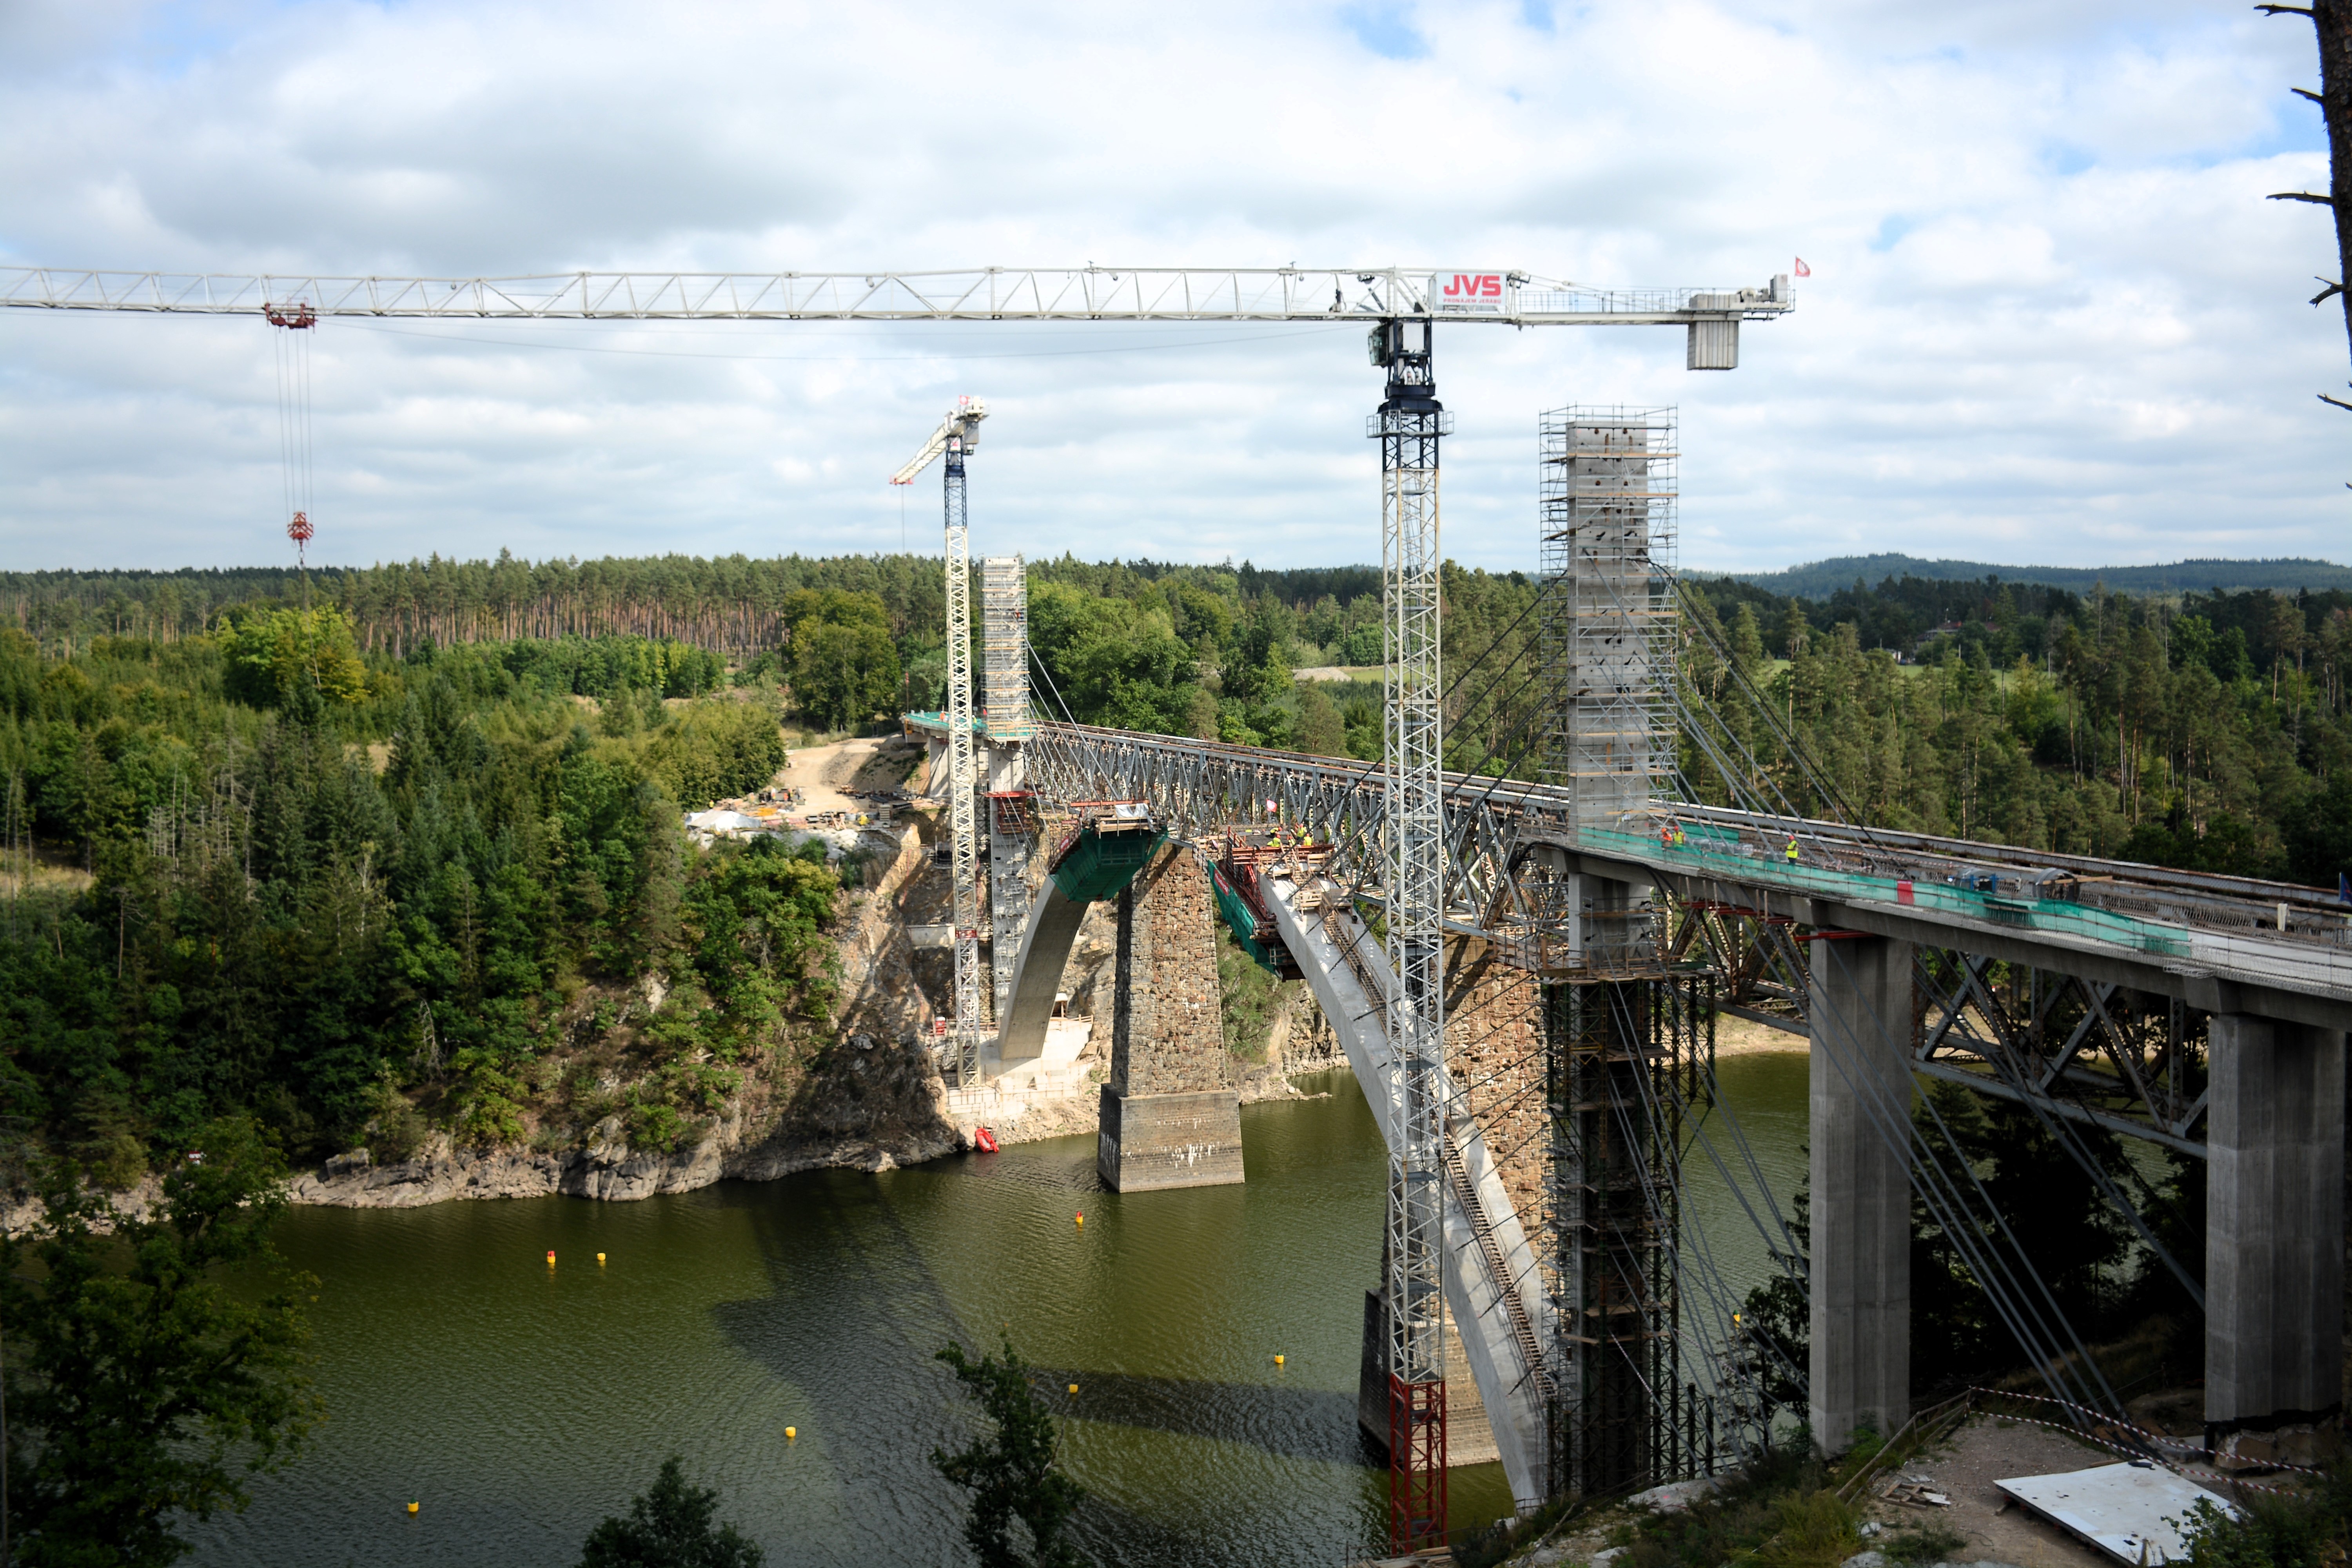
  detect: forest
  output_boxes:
[3,552,2348,1185]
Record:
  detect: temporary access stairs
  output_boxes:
[1260,863,1553,1510]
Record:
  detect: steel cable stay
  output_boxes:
[1669,574,1906,867]
[1811,937,2138,1436]
[1595,979,1804,1457]
[1911,953,2207,1312]
[1668,593,2197,1382]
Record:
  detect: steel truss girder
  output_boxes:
[1022,727,2227,1152]
[1910,949,2210,1156]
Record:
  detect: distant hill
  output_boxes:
[1700,554,2352,601]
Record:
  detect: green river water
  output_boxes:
[182,1055,1809,1568]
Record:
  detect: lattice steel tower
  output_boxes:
[890,398,990,1086]
[1372,317,1453,1552]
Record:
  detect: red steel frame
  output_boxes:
[1387,1372,1447,1551]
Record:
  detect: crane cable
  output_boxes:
[267,300,318,603]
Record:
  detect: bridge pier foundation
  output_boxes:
[1096,847,1243,1192]
[2206,1013,2346,1443]
[1808,934,1913,1454]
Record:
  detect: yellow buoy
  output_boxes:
[1067,1383,1078,1395]
[407,1501,419,1515]
[1274,1354,1285,1366]
[1075,1213,1084,1226]
[545,1250,555,1265]
[785,1426,797,1440]
[597,1252,607,1265]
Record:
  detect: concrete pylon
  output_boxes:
[1096,847,1244,1191]
[2206,1014,2347,1438]
[1808,934,1913,1452]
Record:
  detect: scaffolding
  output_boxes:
[982,555,1035,1024]
[1534,404,1728,1500]
[1543,973,1717,1497]
[1538,406,1677,860]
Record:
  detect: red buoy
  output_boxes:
[973,1127,998,1154]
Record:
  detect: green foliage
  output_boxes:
[0,624,834,1171]
[2178,1465,2352,1568]
[1756,1489,1861,1568]
[576,1455,764,1568]
[931,1336,1089,1568]
[1212,923,1291,1062]
[0,1116,320,1568]
[781,589,900,729]
[640,699,788,810]
[214,606,370,708]
[1882,1519,1967,1562]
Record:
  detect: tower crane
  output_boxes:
[890,397,989,1089]
[2,260,1793,1553]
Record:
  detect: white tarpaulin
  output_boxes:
[1996,1460,2239,1565]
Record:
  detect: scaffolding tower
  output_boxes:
[1533,404,1723,1499]
[982,555,1036,1024]
[1537,407,1678,857]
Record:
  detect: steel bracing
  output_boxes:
[1374,317,1452,1550]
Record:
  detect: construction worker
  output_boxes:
[1784,835,1801,865]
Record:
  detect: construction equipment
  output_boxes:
[7,258,1798,1543]
[1371,316,1452,1549]
[891,397,989,1086]
[264,298,318,587]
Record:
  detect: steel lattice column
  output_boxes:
[1374,317,1452,1552]
[942,440,985,1086]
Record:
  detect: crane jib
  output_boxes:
[0,266,1795,327]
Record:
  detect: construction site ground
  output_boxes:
[775,732,922,817]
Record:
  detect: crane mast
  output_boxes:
[892,397,989,1087]
[1371,318,1452,1549]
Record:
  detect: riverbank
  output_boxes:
[1714,1012,1808,1055]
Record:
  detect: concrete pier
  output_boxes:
[1808,933,1914,1451]
[2206,1013,2346,1435]
[1098,847,1243,1191]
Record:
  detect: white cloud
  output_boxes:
[0,0,2343,575]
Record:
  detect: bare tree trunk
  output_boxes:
[2267,1,2352,396]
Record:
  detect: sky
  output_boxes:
[0,0,2343,577]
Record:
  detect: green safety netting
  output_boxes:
[1580,827,2193,960]
[1051,826,1166,904]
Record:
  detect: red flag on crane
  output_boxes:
[1794,257,1813,277]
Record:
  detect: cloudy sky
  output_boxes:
[0,0,2342,577]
